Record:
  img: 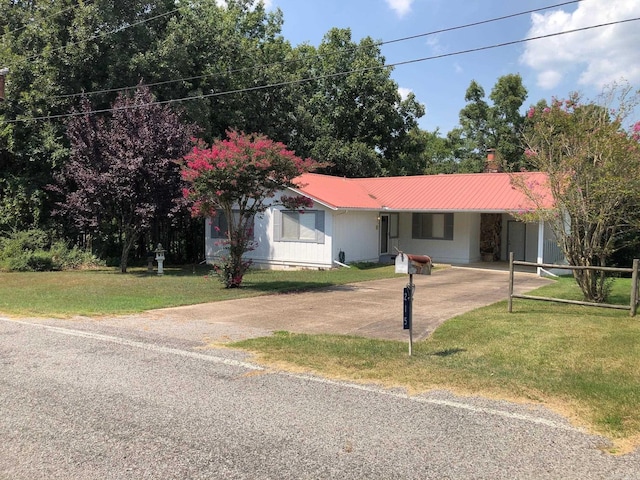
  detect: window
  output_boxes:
[210,210,254,239]
[275,210,325,243]
[412,213,453,240]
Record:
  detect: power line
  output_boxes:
[47,0,585,101]
[5,16,637,124]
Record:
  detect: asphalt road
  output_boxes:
[1,317,638,479]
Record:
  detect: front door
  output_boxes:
[380,214,389,254]
[507,221,526,261]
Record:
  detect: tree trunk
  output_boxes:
[120,233,136,273]
[569,256,611,303]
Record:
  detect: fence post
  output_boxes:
[508,252,514,313]
[631,259,638,317]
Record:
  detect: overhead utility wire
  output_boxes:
[49,0,584,101]
[7,16,637,124]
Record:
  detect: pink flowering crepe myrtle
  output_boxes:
[181,130,325,287]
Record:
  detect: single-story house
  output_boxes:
[205,170,560,274]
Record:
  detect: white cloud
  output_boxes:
[425,36,444,55]
[398,87,413,100]
[520,0,640,90]
[385,0,413,18]
[536,70,563,90]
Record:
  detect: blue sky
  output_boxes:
[260,0,640,135]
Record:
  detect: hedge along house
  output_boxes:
[205,170,559,274]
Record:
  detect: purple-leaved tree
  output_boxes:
[54,86,195,272]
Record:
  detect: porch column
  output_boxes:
[537,219,544,275]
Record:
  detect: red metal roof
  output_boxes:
[290,172,553,212]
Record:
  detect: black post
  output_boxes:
[408,273,414,356]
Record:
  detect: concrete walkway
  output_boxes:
[87,266,552,345]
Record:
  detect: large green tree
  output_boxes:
[457,74,528,171]
[0,0,178,231]
[390,128,468,176]
[285,28,425,177]
[515,85,640,302]
[146,0,293,142]
[1,0,428,255]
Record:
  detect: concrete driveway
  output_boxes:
[89,266,552,344]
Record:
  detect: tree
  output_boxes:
[0,0,179,232]
[457,74,528,171]
[515,85,640,302]
[284,28,425,177]
[181,131,322,288]
[390,128,458,176]
[54,86,195,272]
[148,0,292,142]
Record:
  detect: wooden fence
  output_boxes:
[508,252,639,317]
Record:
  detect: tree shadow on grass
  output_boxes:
[130,265,210,277]
[429,348,467,357]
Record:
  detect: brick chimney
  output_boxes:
[484,148,501,173]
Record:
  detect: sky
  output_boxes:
[258,0,640,135]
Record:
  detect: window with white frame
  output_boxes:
[275,210,325,243]
[412,213,454,240]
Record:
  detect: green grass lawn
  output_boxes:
[0,263,397,316]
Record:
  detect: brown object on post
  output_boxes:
[406,254,432,275]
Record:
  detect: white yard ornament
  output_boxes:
[155,243,166,275]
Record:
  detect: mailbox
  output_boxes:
[395,252,432,275]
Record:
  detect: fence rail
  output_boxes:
[508,253,639,317]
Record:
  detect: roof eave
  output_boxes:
[286,187,339,211]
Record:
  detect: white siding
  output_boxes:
[333,211,379,263]
[396,212,479,264]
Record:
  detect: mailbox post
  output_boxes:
[395,251,431,356]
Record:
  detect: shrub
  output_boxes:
[0,229,104,272]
